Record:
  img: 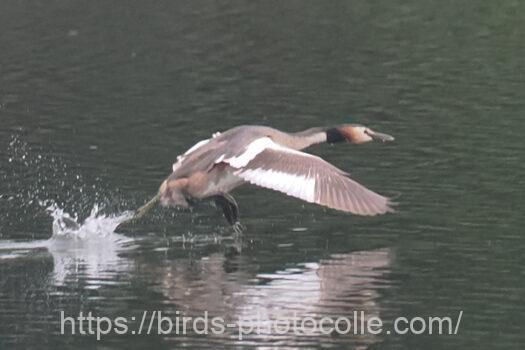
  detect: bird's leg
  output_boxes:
[213,194,237,224]
[223,193,239,223]
[213,193,244,232]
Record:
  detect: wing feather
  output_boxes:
[227,138,393,216]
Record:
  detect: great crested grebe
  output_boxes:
[133,124,395,231]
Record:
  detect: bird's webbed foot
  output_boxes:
[232,221,246,235]
[213,193,245,233]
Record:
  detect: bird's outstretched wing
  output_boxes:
[223,137,393,216]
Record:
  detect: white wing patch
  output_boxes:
[224,138,273,168]
[224,137,315,168]
[226,137,317,202]
[236,168,316,203]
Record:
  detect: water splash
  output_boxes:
[0,133,139,286]
[0,203,136,286]
[45,202,133,240]
[1,133,130,236]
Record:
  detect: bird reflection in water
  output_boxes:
[158,247,394,348]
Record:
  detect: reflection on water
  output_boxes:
[158,248,393,347]
[0,217,394,348]
[45,233,135,287]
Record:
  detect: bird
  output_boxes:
[136,124,395,231]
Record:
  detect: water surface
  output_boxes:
[0,1,524,349]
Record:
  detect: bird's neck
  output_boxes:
[290,127,328,150]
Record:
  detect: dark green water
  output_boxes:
[1,1,524,349]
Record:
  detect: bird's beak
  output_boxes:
[367,129,395,142]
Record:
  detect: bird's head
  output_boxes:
[327,124,395,144]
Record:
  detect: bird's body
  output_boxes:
[155,124,395,229]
